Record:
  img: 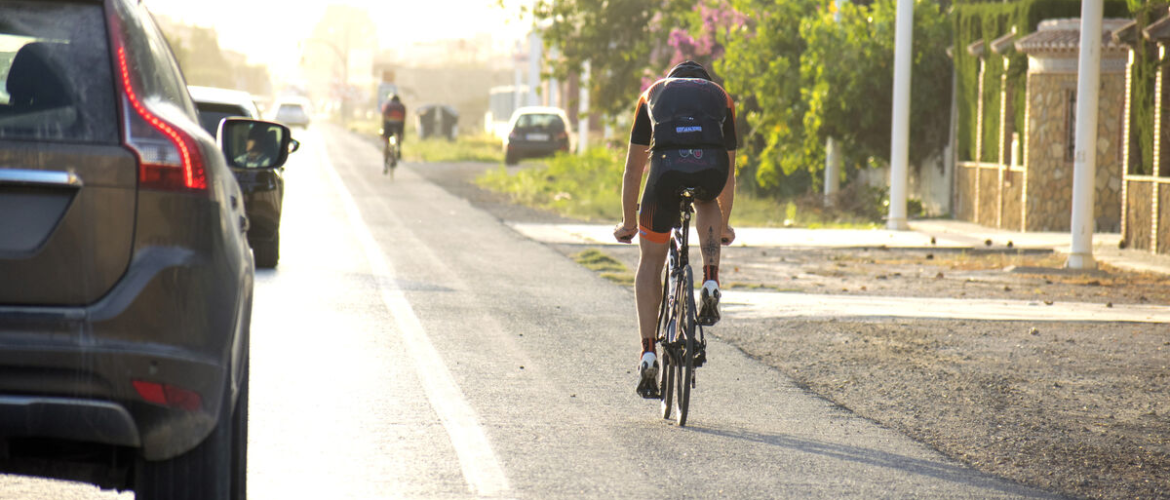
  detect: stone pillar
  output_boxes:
[975,58,986,223]
[578,61,590,155]
[1153,45,1165,253]
[824,137,841,207]
[1121,49,1133,242]
[1021,74,1031,231]
[997,57,1010,228]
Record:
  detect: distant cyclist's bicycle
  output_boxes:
[656,187,707,427]
[383,134,399,178]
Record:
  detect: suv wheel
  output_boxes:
[254,235,280,269]
[229,357,249,500]
[133,364,247,500]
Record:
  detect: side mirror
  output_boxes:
[217,118,293,169]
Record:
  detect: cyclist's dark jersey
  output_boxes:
[630,77,737,244]
[382,100,406,140]
[382,100,406,122]
[629,78,737,152]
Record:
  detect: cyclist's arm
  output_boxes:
[719,91,738,241]
[622,94,653,230]
[720,150,736,232]
[621,143,650,229]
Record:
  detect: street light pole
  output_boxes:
[1066,0,1105,269]
[887,0,913,230]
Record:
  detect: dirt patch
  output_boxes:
[712,246,1170,306]
[721,318,1170,500]
[416,156,1170,500]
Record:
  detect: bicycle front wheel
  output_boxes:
[677,266,695,427]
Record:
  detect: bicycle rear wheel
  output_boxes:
[384,137,398,177]
[677,266,695,427]
[660,346,675,419]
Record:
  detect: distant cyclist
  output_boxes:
[612,60,737,397]
[381,93,406,159]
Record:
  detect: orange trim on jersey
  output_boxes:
[638,225,670,244]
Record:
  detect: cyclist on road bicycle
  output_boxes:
[381,93,406,159]
[612,60,737,397]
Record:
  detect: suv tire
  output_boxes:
[229,357,249,500]
[254,235,279,269]
[132,364,247,500]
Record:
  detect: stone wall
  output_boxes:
[1125,181,1152,249]
[1160,187,1169,253]
[908,151,953,217]
[955,165,976,222]
[977,166,999,227]
[1025,72,1126,232]
[1002,170,1024,230]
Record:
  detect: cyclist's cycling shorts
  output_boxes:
[638,147,729,244]
[382,120,404,140]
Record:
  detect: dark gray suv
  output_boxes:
[0,1,289,498]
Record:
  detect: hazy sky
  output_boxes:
[144,0,532,75]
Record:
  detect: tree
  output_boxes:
[159,21,273,97]
[800,0,952,174]
[716,0,819,190]
[532,0,694,118]
[717,0,951,191]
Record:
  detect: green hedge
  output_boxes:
[1127,3,1167,175]
[953,0,1130,163]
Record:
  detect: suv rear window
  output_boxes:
[515,113,564,132]
[0,1,118,144]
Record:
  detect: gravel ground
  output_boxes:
[412,159,1170,500]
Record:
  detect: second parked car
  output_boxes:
[189,86,289,268]
[503,106,572,165]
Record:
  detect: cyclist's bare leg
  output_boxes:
[694,199,723,327]
[635,237,669,345]
[694,199,722,271]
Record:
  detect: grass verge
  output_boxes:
[476,147,881,228]
[477,148,624,222]
[405,134,503,164]
[573,249,633,286]
[345,116,503,164]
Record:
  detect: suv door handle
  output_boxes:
[239,215,249,233]
[230,195,239,209]
[0,169,83,187]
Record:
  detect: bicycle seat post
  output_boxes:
[674,187,698,268]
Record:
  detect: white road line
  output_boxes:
[315,138,511,498]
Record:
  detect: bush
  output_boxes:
[476,148,625,221]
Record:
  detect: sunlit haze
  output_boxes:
[144,0,532,78]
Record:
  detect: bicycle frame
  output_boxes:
[656,189,696,345]
[655,188,704,426]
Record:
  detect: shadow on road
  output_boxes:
[681,424,1061,499]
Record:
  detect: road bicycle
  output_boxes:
[383,134,399,178]
[655,187,708,427]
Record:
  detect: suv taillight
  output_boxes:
[115,46,206,192]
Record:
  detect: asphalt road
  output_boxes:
[0,125,1062,499]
